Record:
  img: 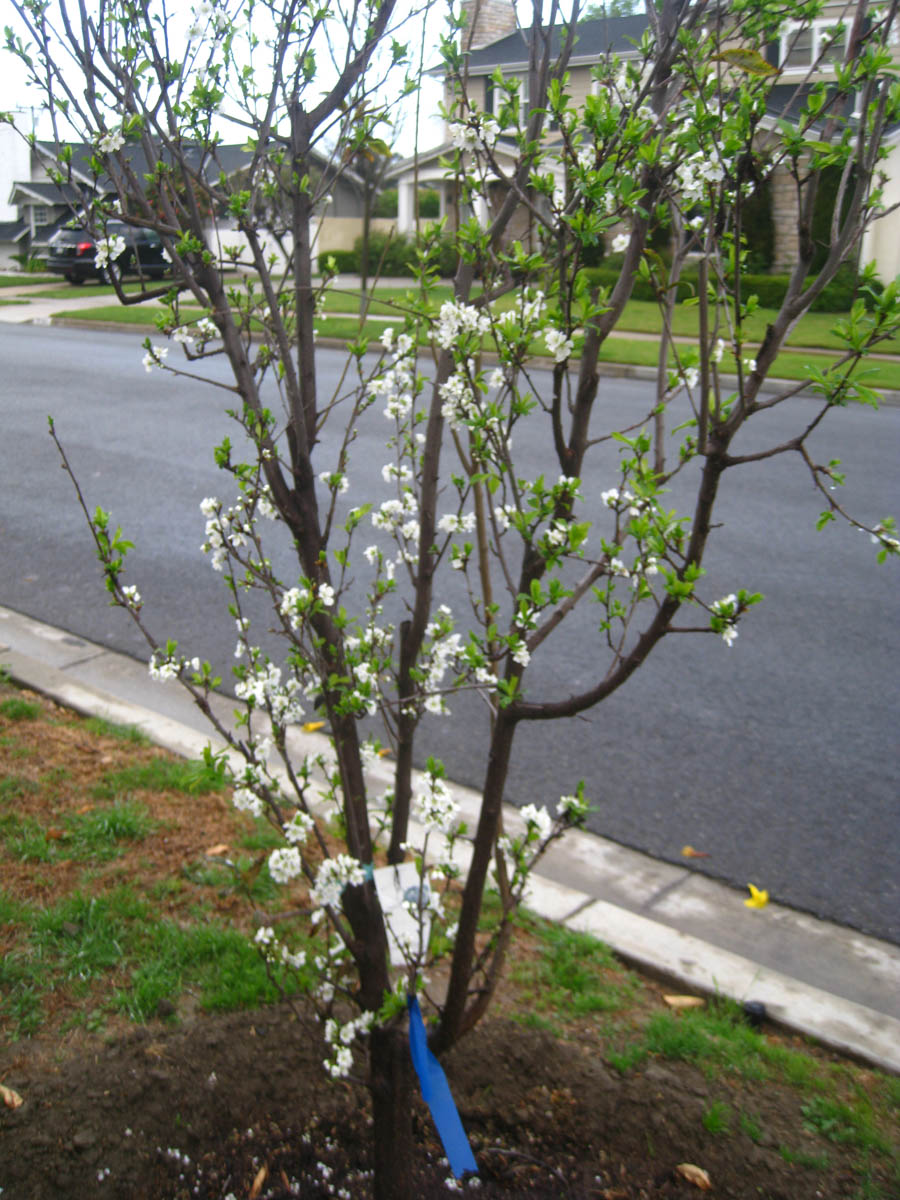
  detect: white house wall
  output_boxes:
[0,124,32,221]
[861,138,900,283]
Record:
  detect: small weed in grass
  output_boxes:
[801,1095,889,1155]
[0,737,35,760]
[515,919,638,1020]
[0,696,41,721]
[7,815,55,862]
[81,716,151,745]
[64,799,156,859]
[607,1044,648,1073]
[239,820,285,851]
[514,1011,562,1037]
[0,774,39,802]
[779,1144,830,1170]
[183,854,280,904]
[93,754,228,798]
[642,998,773,1080]
[118,921,297,1020]
[0,887,31,926]
[701,1099,732,1134]
[739,1110,764,1143]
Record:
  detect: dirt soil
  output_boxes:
[0,686,895,1199]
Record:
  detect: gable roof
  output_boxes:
[464,13,648,73]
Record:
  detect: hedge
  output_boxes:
[580,261,882,313]
[320,230,457,278]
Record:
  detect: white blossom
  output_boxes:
[142,344,169,373]
[97,128,125,154]
[544,328,574,364]
[95,235,126,270]
[520,803,552,842]
[312,854,366,907]
[268,846,303,884]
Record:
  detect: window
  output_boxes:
[780,19,847,72]
[482,72,529,123]
[32,205,49,226]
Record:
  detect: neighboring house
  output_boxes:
[0,121,371,269]
[388,1,900,280]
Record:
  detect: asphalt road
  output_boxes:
[2,323,898,942]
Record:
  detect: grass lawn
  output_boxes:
[54,298,900,391]
[0,672,898,1198]
[0,274,58,287]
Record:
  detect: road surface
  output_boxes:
[2,323,898,941]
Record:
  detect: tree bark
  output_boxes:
[369,1022,416,1200]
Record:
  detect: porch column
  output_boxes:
[397,179,415,234]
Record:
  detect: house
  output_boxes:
[388,1,900,280]
[0,120,376,271]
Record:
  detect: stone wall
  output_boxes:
[461,0,517,50]
[770,163,800,272]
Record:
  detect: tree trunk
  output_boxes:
[369,1022,416,1200]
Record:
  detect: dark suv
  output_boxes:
[46,221,169,284]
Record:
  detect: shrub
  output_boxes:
[320,229,457,278]
[580,263,882,312]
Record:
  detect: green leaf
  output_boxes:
[714,48,778,77]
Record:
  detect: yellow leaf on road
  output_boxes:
[682,845,710,859]
[302,721,325,732]
[744,883,769,909]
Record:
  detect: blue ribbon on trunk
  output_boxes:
[407,994,478,1179]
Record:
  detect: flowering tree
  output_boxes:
[9,0,900,1194]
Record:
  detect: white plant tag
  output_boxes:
[373,862,432,967]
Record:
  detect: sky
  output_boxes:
[0,0,462,157]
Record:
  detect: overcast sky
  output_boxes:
[0,0,458,157]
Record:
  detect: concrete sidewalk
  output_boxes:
[2,602,899,1074]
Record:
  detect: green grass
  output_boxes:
[739,1110,764,1143]
[182,854,281,905]
[1,799,155,863]
[92,754,228,799]
[0,274,57,286]
[53,292,900,390]
[802,1094,892,1156]
[0,773,39,802]
[0,885,302,1036]
[701,1099,732,1135]
[63,799,157,860]
[779,1144,831,1170]
[80,716,151,744]
[51,302,198,326]
[511,917,639,1021]
[0,696,42,721]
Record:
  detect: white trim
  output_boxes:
[779,18,847,73]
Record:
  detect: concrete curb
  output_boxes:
[2,605,899,1075]
[28,315,900,408]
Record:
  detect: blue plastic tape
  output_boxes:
[407,994,478,1179]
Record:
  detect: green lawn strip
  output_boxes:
[325,285,899,357]
[0,885,301,1036]
[0,274,57,287]
[1,798,156,864]
[91,752,229,800]
[608,999,898,1182]
[509,914,640,1032]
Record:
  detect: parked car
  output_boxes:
[46,221,169,284]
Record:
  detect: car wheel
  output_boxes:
[67,274,85,285]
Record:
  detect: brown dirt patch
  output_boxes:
[1,684,896,1198]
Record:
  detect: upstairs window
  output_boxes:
[32,205,49,226]
[780,19,847,72]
